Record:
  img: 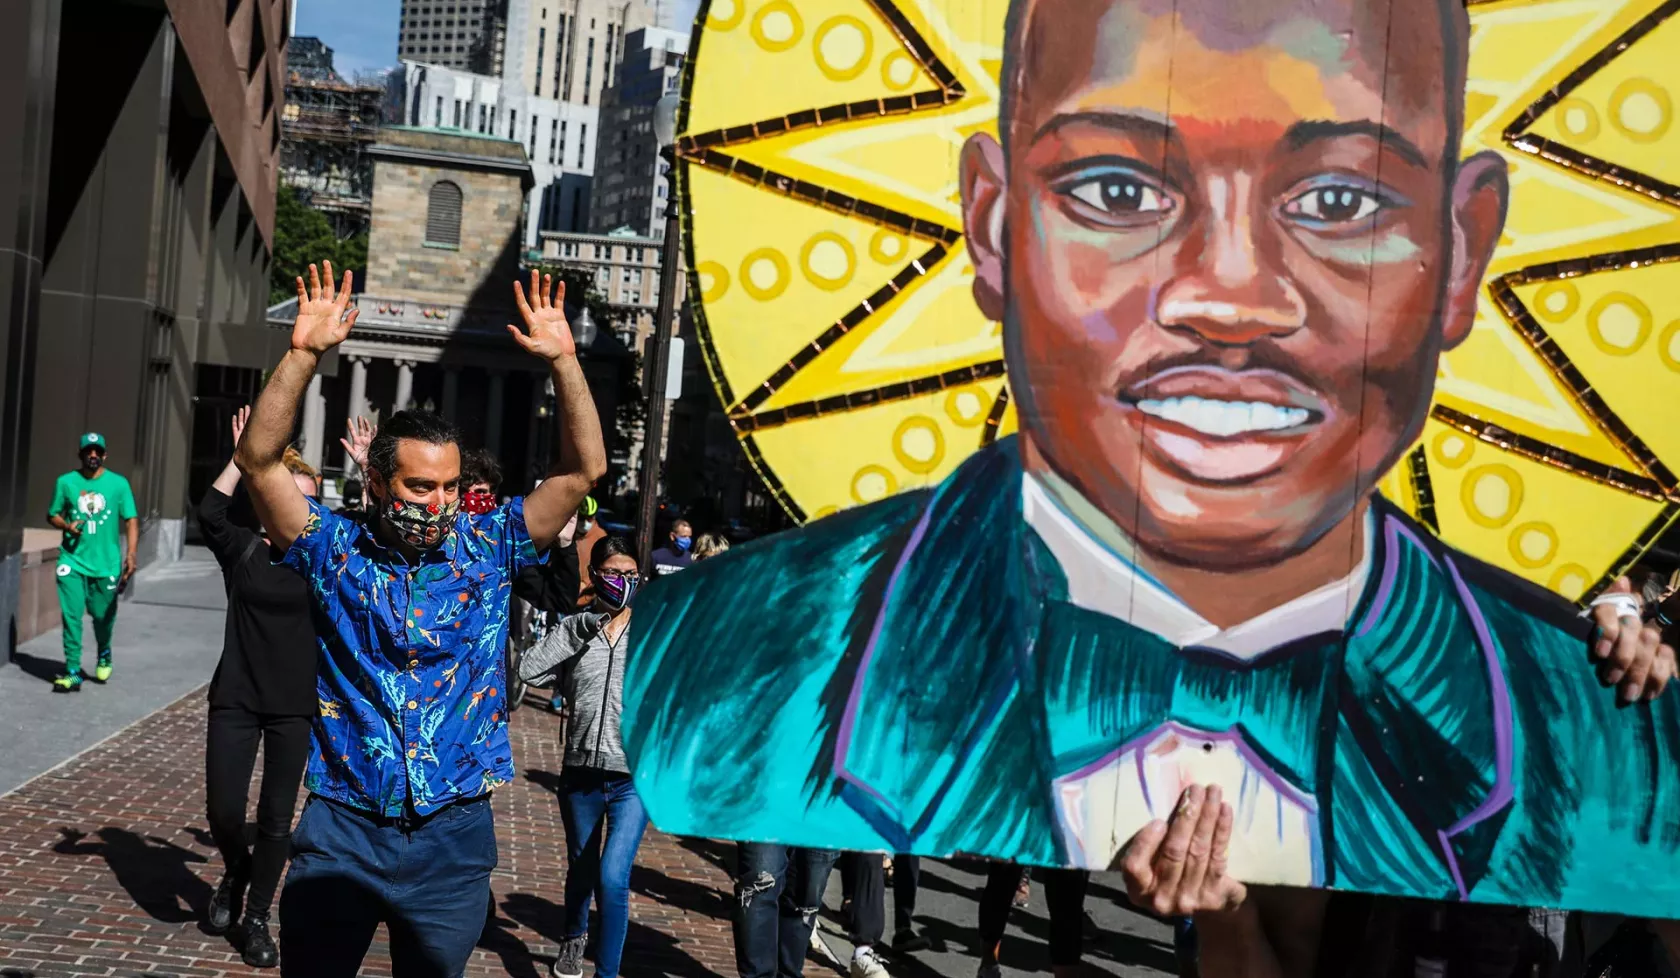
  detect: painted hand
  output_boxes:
[291,261,359,354]
[508,270,576,362]
[339,415,375,470]
[1591,576,1676,704]
[1115,784,1246,917]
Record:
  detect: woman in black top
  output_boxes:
[196,407,321,969]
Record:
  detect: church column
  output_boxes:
[300,374,326,469]
[347,355,369,422]
[394,360,415,415]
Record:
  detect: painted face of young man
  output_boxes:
[961,0,1508,569]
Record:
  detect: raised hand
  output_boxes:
[508,270,577,362]
[1115,784,1246,917]
[339,416,375,471]
[292,261,359,354]
[1591,576,1676,704]
[230,405,251,447]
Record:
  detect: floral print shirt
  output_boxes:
[283,497,540,815]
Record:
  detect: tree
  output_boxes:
[270,189,369,304]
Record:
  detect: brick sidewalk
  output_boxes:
[0,689,737,978]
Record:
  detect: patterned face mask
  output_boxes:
[380,494,458,549]
[595,570,639,611]
[462,491,497,515]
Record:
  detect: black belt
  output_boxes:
[317,792,490,832]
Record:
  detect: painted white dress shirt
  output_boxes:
[1022,471,1372,880]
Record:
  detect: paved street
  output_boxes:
[0,554,1175,978]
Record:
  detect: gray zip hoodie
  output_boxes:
[518,611,631,773]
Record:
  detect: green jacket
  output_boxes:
[623,437,1680,913]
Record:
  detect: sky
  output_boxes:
[294,0,704,80]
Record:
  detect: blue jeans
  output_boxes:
[278,794,496,977]
[734,843,840,978]
[559,767,649,978]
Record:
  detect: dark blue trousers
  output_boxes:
[734,843,840,978]
[278,795,497,977]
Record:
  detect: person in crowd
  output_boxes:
[573,496,606,608]
[336,416,374,516]
[336,477,365,517]
[237,263,604,977]
[46,431,139,692]
[734,843,841,978]
[838,852,895,978]
[693,533,731,562]
[510,484,585,714]
[975,865,1088,978]
[517,536,648,978]
[197,407,319,969]
[461,447,503,514]
[648,518,694,576]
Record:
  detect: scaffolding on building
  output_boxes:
[279,69,388,237]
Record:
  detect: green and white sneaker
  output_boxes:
[52,674,83,693]
[93,650,112,684]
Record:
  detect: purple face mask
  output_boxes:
[595,570,638,611]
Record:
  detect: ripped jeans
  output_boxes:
[733,843,840,978]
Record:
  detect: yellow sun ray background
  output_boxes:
[676,0,1680,602]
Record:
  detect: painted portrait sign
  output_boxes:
[622,0,1680,913]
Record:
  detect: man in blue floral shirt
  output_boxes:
[235,262,605,977]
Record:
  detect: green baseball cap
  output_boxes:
[79,432,106,452]
[580,495,599,517]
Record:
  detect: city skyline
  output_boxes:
[296,0,701,80]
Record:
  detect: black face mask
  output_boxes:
[82,453,104,472]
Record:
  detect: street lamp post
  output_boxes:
[635,93,684,573]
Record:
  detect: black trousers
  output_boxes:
[840,853,921,944]
[205,706,312,916]
[979,864,1088,967]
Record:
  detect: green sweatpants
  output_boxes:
[57,567,118,675]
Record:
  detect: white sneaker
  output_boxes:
[808,928,842,967]
[850,947,892,978]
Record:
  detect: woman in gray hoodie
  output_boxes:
[518,535,647,978]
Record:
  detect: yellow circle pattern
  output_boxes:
[1462,464,1524,529]
[1431,429,1475,470]
[750,0,803,52]
[1586,292,1652,356]
[814,15,873,82]
[739,248,791,301]
[798,232,856,291]
[1508,521,1560,569]
[1609,77,1672,143]
[1533,282,1580,323]
[892,416,946,475]
[708,0,744,31]
[697,260,731,303]
[851,465,897,504]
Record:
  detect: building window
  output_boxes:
[605,24,616,89]
[578,123,588,167]
[553,16,568,98]
[582,37,594,105]
[596,267,609,287]
[534,27,546,95]
[435,95,444,126]
[478,103,487,131]
[453,99,463,127]
[425,180,463,248]
[549,119,559,164]
[509,108,518,139]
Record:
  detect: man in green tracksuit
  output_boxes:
[47,433,139,692]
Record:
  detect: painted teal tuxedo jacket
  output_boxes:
[622,437,1680,912]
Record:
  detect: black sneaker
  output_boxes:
[891,927,932,953]
[207,871,248,934]
[240,910,278,968]
[551,934,587,978]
